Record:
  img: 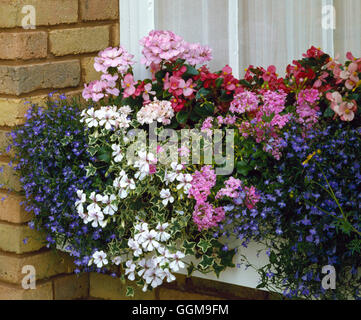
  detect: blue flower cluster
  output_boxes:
[220,121,361,299]
[8,95,112,274]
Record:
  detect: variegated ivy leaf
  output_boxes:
[199,255,214,270]
[87,145,98,156]
[126,286,134,297]
[197,238,212,253]
[85,163,97,177]
[183,240,196,255]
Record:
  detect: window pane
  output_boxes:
[334,0,361,61]
[155,0,230,70]
[238,0,325,76]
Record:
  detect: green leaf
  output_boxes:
[185,65,199,76]
[194,102,214,117]
[126,286,134,297]
[60,135,72,146]
[197,238,212,253]
[87,146,98,156]
[269,251,277,264]
[85,163,96,177]
[176,110,188,124]
[219,249,236,268]
[237,161,251,176]
[215,78,224,88]
[323,106,335,118]
[187,262,195,276]
[196,88,210,100]
[183,240,196,255]
[199,255,214,270]
[213,263,225,278]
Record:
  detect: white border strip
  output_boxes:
[321,0,335,57]
[228,0,240,78]
[119,0,155,79]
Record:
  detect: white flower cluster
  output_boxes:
[75,190,118,228]
[81,105,132,130]
[125,222,185,291]
[136,99,174,125]
[163,162,193,195]
[113,169,136,199]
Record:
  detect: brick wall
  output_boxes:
[0,0,118,300]
[0,0,272,300]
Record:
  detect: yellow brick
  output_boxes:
[0,161,21,192]
[81,57,101,83]
[0,222,45,254]
[111,23,120,47]
[0,191,32,224]
[0,97,33,127]
[0,279,53,300]
[0,90,83,127]
[0,31,47,60]
[49,26,110,56]
[53,273,89,300]
[0,0,78,28]
[80,0,119,21]
[0,129,13,157]
[89,273,156,300]
[0,61,80,95]
[0,250,74,284]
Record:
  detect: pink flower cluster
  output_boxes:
[236,90,291,160]
[216,177,242,199]
[216,177,260,210]
[229,91,259,114]
[326,91,357,122]
[94,46,135,75]
[140,30,212,68]
[188,166,225,231]
[296,89,320,126]
[82,74,120,102]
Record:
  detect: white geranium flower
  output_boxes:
[134,223,149,243]
[102,194,117,216]
[119,189,128,199]
[88,210,106,228]
[144,267,164,288]
[164,170,177,185]
[156,246,170,266]
[111,144,124,163]
[84,108,98,128]
[118,105,132,116]
[75,190,86,208]
[125,260,136,281]
[114,114,131,130]
[111,256,124,266]
[87,192,102,213]
[169,251,185,272]
[142,230,160,251]
[171,162,183,172]
[176,173,193,194]
[92,251,108,268]
[79,210,90,224]
[137,258,154,277]
[134,151,156,180]
[155,223,171,242]
[160,189,174,206]
[76,203,84,215]
[163,268,176,283]
[128,238,142,257]
[96,108,116,130]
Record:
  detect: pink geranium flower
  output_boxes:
[122,73,136,98]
